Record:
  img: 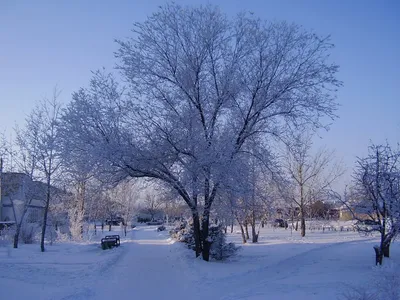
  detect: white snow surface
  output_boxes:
[0,224,399,300]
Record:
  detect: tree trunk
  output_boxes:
[11,202,29,249]
[379,223,390,258]
[200,179,218,261]
[251,226,258,243]
[374,246,383,265]
[300,216,306,237]
[291,211,295,231]
[239,223,247,244]
[192,211,202,258]
[300,206,306,237]
[77,181,85,238]
[382,236,391,258]
[244,222,250,239]
[40,176,51,252]
[299,171,306,237]
[201,211,211,262]
[382,243,390,258]
[230,221,234,233]
[13,226,21,248]
[251,219,258,243]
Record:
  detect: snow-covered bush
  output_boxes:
[340,287,376,300]
[341,261,400,300]
[0,225,14,246]
[169,220,186,238]
[54,229,70,242]
[169,220,195,250]
[209,224,239,261]
[21,223,40,244]
[170,221,238,260]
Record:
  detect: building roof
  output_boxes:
[1,172,46,203]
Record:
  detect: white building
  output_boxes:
[0,172,46,224]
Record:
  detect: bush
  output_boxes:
[170,221,238,260]
[54,229,70,242]
[21,223,40,244]
[209,224,238,261]
[169,220,195,250]
[0,225,15,247]
[341,261,400,300]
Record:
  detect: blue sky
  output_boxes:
[0,0,399,187]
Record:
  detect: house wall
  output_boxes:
[1,198,25,223]
[1,206,13,221]
[1,173,45,223]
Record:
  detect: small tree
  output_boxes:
[0,132,8,169]
[351,143,400,262]
[284,132,343,237]
[142,193,162,221]
[110,179,138,235]
[16,89,63,252]
[9,121,41,248]
[9,184,35,248]
[209,224,238,260]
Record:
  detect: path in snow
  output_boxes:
[58,226,200,300]
[2,226,383,300]
[63,226,375,300]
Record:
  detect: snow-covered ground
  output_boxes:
[0,224,398,300]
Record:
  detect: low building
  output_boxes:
[0,172,46,224]
[339,204,376,221]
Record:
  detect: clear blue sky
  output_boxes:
[1,0,399,188]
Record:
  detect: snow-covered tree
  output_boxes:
[0,132,8,165]
[351,143,400,262]
[142,193,163,221]
[109,179,139,235]
[284,132,343,237]
[84,181,110,230]
[61,4,341,260]
[16,89,63,252]
[209,224,238,260]
[58,103,105,238]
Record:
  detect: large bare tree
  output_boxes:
[61,4,341,260]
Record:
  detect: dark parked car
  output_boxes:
[147,220,163,225]
[105,217,125,226]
